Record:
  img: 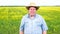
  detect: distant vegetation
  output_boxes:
[0,6,60,34]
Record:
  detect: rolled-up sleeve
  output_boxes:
[20,17,25,32]
[41,17,48,31]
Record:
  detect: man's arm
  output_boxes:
[41,17,48,34]
[19,17,25,34]
[42,31,47,34]
[20,31,24,34]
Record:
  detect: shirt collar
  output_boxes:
[27,14,37,19]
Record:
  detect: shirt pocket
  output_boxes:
[24,20,30,27]
[25,21,29,25]
[35,21,42,26]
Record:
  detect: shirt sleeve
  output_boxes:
[41,17,48,31]
[20,17,25,32]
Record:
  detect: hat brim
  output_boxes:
[26,6,39,10]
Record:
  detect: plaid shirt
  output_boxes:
[20,14,48,34]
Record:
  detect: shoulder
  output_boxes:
[22,14,28,19]
[36,14,43,18]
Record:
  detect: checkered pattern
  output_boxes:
[20,14,48,34]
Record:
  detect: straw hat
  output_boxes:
[26,2,39,10]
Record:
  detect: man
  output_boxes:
[20,6,48,34]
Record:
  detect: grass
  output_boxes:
[0,6,60,34]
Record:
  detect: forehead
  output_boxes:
[29,7,36,9]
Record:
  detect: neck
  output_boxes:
[30,15,34,17]
[29,14,35,19]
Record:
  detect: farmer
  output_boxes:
[20,3,48,34]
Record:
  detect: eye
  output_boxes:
[33,8,36,10]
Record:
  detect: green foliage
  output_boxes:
[0,6,60,34]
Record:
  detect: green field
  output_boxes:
[0,6,60,34]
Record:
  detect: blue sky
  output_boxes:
[0,0,60,6]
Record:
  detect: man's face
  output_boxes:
[28,7,36,15]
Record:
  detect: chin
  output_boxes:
[29,13,35,15]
